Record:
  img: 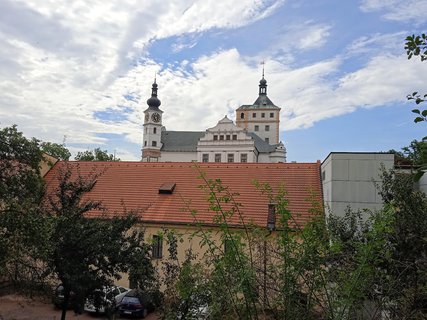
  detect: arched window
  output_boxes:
[153,127,157,134]
[240,112,244,119]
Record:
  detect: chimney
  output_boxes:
[267,203,276,231]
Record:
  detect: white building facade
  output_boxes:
[142,75,286,163]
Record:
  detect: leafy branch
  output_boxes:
[405,34,427,61]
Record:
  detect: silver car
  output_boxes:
[84,285,130,314]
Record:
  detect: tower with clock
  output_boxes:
[141,78,163,162]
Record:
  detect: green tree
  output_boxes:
[0,125,48,290]
[375,169,427,318]
[43,164,148,320]
[75,147,119,161]
[40,141,71,161]
[0,125,44,204]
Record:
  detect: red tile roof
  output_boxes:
[43,161,323,229]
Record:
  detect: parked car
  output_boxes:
[52,284,77,309]
[177,292,211,320]
[117,289,156,318]
[84,285,130,314]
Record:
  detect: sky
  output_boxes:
[1,0,426,162]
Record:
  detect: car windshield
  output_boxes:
[121,297,140,304]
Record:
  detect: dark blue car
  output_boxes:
[117,289,155,318]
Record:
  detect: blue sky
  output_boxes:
[0,0,426,161]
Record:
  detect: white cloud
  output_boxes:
[360,0,427,23]
[346,32,406,56]
[1,0,425,161]
[0,0,286,156]
[297,23,332,50]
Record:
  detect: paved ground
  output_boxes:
[0,294,159,320]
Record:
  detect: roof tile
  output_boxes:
[44,162,323,229]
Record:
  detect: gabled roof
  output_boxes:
[161,131,205,152]
[161,130,277,154]
[247,132,277,153]
[237,95,280,110]
[44,161,323,229]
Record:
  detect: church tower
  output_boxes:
[235,70,281,145]
[141,79,163,162]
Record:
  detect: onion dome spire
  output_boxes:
[146,77,161,108]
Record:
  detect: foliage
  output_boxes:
[405,34,427,123]
[160,229,209,320]
[0,125,44,204]
[40,141,71,161]
[157,165,427,320]
[376,169,427,318]
[43,163,152,320]
[405,34,427,61]
[0,125,48,291]
[75,147,120,161]
[127,228,158,294]
[390,139,427,167]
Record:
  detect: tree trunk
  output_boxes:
[61,289,69,320]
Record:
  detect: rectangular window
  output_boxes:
[219,135,224,140]
[265,138,269,143]
[152,141,157,147]
[322,170,326,181]
[153,127,157,134]
[270,112,274,118]
[215,154,221,162]
[252,113,256,118]
[254,125,259,131]
[202,154,209,162]
[226,135,231,140]
[152,235,163,259]
[227,154,234,163]
[265,125,270,131]
[261,113,265,118]
[213,135,218,141]
[232,135,237,140]
[240,153,247,163]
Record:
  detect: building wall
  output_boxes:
[40,153,59,177]
[115,224,227,289]
[321,153,394,218]
[197,116,257,163]
[159,151,197,162]
[197,148,257,163]
[236,109,280,145]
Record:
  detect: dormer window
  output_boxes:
[159,182,176,194]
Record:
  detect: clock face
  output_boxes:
[151,113,161,123]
